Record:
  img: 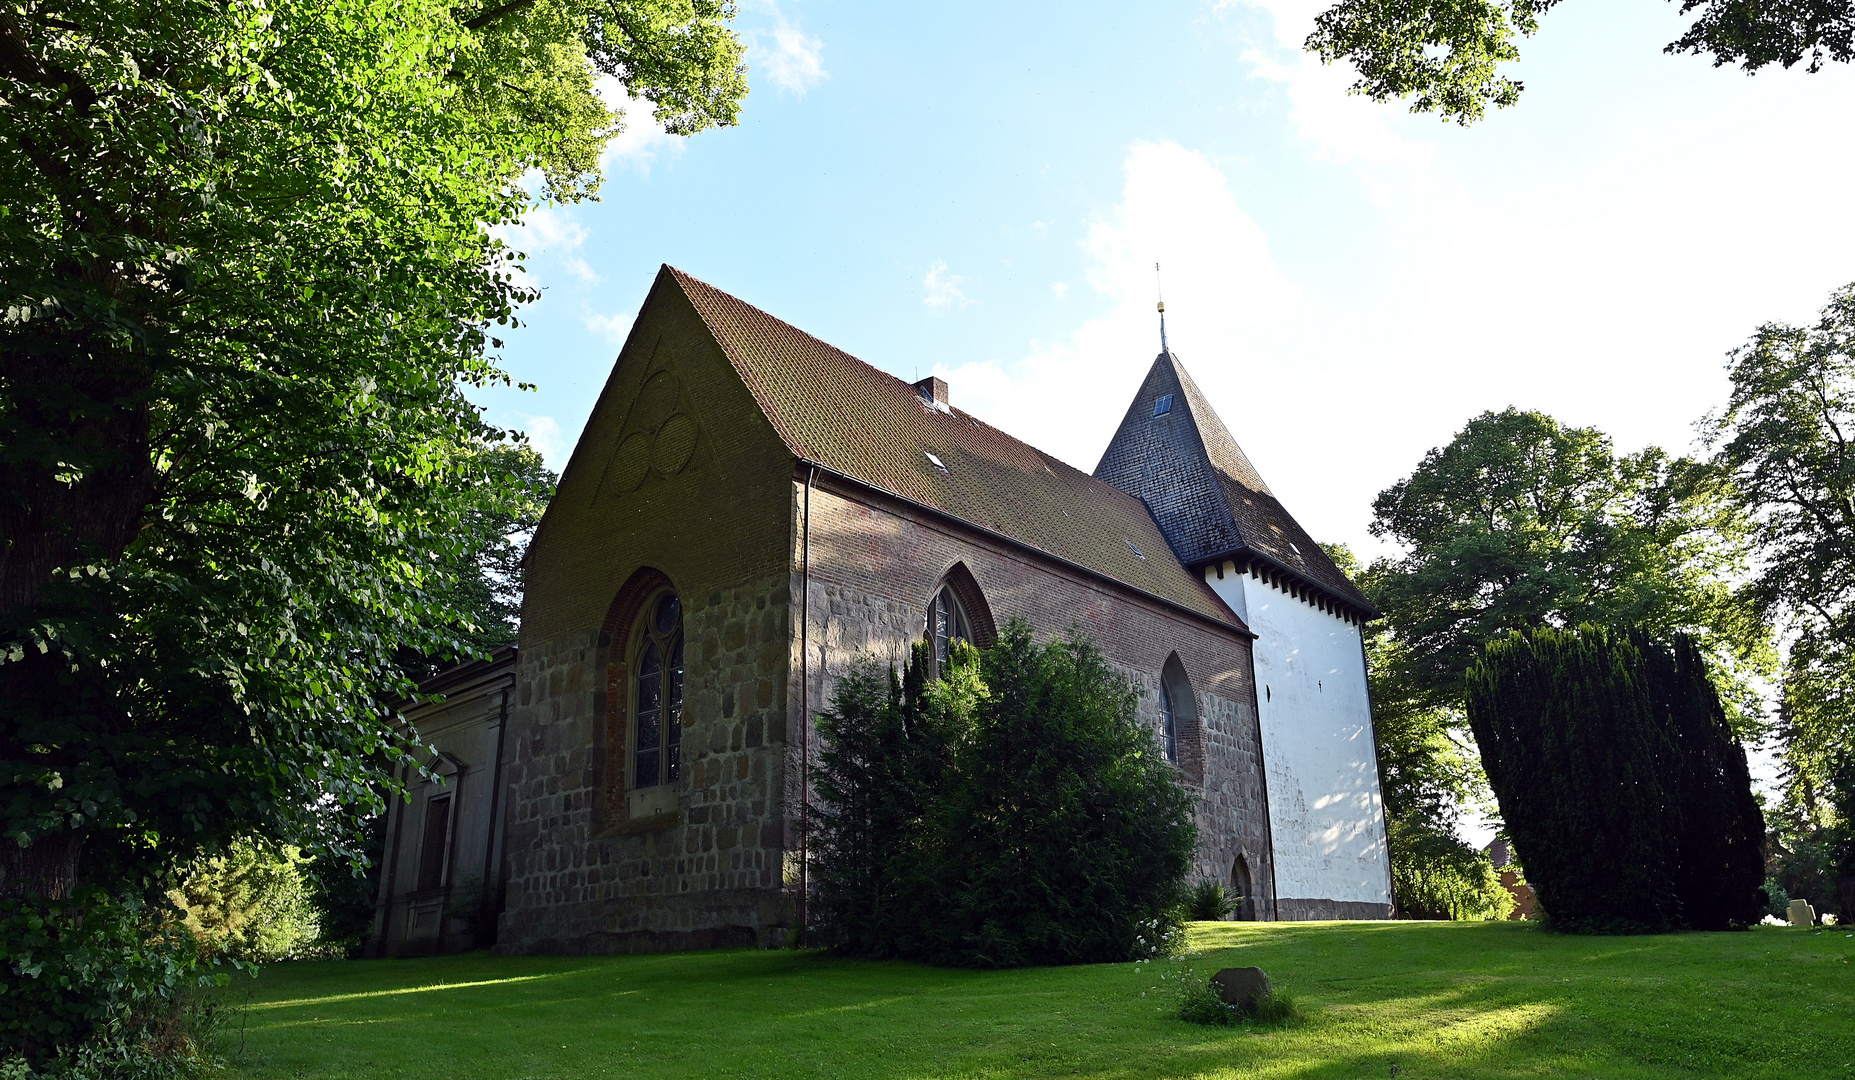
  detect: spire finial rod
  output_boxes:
[1155,262,1169,353]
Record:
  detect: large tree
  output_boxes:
[0,0,743,909]
[1708,281,1855,864]
[1306,0,1855,124]
[1367,408,1768,723]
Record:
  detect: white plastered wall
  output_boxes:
[1205,563,1391,911]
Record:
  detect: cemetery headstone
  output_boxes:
[1787,898,1816,927]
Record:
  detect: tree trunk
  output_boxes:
[0,832,82,901]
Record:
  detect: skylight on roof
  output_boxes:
[924,451,948,473]
[1126,540,1146,559]
[1153,394,1173,417]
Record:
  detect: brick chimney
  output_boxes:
[913,376,949,411]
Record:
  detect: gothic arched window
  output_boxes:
[1159,653,1198,770]
[1159,678,1179,763]
[633,591,684,791]
[926,584,973,674]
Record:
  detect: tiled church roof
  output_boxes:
[1094,351,1377,617]
[662,266,1242,630]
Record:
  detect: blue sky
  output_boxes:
[482,0,1855,569]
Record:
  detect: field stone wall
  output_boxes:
[496,282,800,955]
[794,477,1277,918]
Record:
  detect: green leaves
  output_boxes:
[1367,408,1768,728]
[810,625,1196,967]
[0,0,739,1027]
[1305,0,1855,124]
[1305,0,1560,124]
[1709,280,1855,827]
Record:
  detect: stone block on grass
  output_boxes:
[1211,967,1273,1011]
[1787,899,1816,927]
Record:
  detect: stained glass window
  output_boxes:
[633,591,684,790]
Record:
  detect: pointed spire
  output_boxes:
[1155,262,1169,354]
[1093,349,1376,616]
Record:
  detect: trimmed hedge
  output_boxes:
[1467,626,1764,933]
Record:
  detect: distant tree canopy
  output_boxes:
[1708,280,1855,906]
[1367,408,1769,727]
[1307,0,1855,124]
[810,625,1196,967]
[0,0,741,914]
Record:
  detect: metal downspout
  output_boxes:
[1359,627,1398,918]
[797,465,816,935]
[483,682,512,941]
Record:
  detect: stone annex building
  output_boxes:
[368,266,1394,956]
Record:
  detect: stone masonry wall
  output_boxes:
[497,282,800,954]
[790,474,1277,917]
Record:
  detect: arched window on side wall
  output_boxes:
[1159,653,1197,768]
[632,590,684,791]
[922,563,997,675]
[1158,679,1179,763]
[926,585,972,674]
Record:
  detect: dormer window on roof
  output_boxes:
[1153,394,1174,417]
[924,451,948,473]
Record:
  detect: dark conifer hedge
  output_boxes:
[1466,626,1764,933]
[810,621,1195,966]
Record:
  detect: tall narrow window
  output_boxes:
[416,795,452,893]
[1158,653,1198,775]
[633,591,684,790]
[1159,679,1179,763]
[926,585,973,674]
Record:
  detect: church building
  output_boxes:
[369,265,1393,957]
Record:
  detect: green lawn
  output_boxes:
[222,921,1855,1079]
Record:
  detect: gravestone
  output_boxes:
[1787,898,1815,927]
[1211,966,1273,1011]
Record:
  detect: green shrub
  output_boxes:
[169,839,320,963]
[1467,626,1765,933]
[0,891,224,1074]
[811,621,1197,966]
[1183,879,1236,921]
[1389,819,1514,921]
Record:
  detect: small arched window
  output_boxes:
[633,591,684,790]
[926,584,973,674]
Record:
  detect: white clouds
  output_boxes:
[922,260,973,310]
[493,204,600,286]
[583,310,632,343]
[595,77,685,174]
[747,1,828,96]
[1226,0,1436,175]
[509,413,568,469]
[940,141,1295,470]
[1050,281,1069,300]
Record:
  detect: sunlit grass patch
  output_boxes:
[223,921,1855,1080]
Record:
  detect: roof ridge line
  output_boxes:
[666,264,1162,514]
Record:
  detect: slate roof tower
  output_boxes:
[1094,349,1373,617]
[1096,345,1394,920]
